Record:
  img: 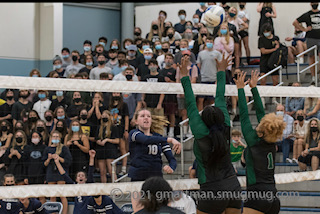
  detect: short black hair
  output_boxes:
[99,36,107,42]
[148,59,158,66]
[117,51,126,56]
[108,49,118,54]
[159,10,167,17]
[261,23,273,36]
[83,40,92,45]
[178,9,186,15]
[61,47,70,53]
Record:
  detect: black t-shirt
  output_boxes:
[297,10,320,39]
[109,103,129,130]
[160,68,177,102]
[67,103,88,119]
[49,97,69,112]
[142,74,165,108]
[11,101,33,121]
[137,64,150,80]
[78,66,92,75]
[88,104,108,127]
[0,102,14,124]
[258,35,279,66]
[128,58,139,69]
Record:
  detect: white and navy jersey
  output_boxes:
[86,195,123,214]
[128,129,177,180]
[20,198,46,214]
[0,198,22,214]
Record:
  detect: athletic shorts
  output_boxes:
[163,101,177,115]
[197,81,215,100]
[177,97,186,110]
[239,30,249,39]
[260,67,279,76]
[298,153,320,166]
[306,38,320,57]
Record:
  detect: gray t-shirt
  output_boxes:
[174,51,197,65]
[105,60,119,70]
[196,50,222,82]
[89,66,112,80]
[64,63,85,77]
[61,58,72,69]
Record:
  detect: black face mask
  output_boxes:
[162,48,169,53]
[80,115,87,120]
[311,127,318,132]
[295,30,303,34]
[137,43,142,49]
[239,4,245,9]
[72,55,78,62]
[98,61,105,65]
[113,96,121,101]
[45,116,53,121]
[1,126,8,132]
[152,25,158,30]
[56,127,64,133]
[201,33,207,38]
[102,118,109,123]
[6,96,14,100]
[125,74,133,80]
[312,4,318,10]
[5,184,14,186]
[20,94,29,99]
[134,32,141,36]
[109,57,116,60]
[29,117,38,123]
[74,98,81,103]
[168,34,174,39]
[16,137,23,143]
[37,127,45,132]
[297,116,304,121]
[165,26,170,30]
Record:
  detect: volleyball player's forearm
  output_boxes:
[215,71,230,126]
[164,150,177,170]
[251,87,265,122]
[132,131,167,145]
[87,165,95,183]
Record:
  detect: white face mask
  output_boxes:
[276,111,284,116]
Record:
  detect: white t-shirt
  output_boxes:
[33,99,52,121]
[169,193,196,214]
[112,73,139,81]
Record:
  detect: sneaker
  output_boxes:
[299,57,304,64]
[118,171,126,176]
[292,158,299,164]
[286,158,293,163]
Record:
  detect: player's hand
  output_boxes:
[249,70,260,88]
[168,138,181,154]
[89,149,96,158]
[215,52,233,72]
[177,55,190,77]
[163,165,174,174]
[234,71,249,89]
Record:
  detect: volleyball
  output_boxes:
[201,5,225,27]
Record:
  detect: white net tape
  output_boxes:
[1,170,320,199]
[0,75,319,97]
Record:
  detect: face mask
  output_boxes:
[62,54,69,59]
[128,52,136,57]
[155,45,162,50]
[152,25,158,30]
[16,137,23,143]
[137,43,142,49]
[264,32,271,37]
[32,75,39,77]
[121,66,128,71]
[111,46,118,49]
[38,94,46,99]
[239,4,245,9]
[74,98,81,103]
[312,4,318,10]
[206,42,213,49]
[110,57,116,60]
[56,91,63,97]
[186,26,192,30]
[51,139,60,144]
[29,117,38,123]
[72,55,78,62]
[37,127,45,132]
[201,33,207,37]
[180,48,187,51]
[179,15,186,20]
[1,126,8,132]
[229,12,236,17]
[168,34,174,39]
[125,74,133,80]
[134,32,141,36]
[162,48,169,53]
[144,55,152,60]
[72,126,80,132]
[220,29,228,35]
[6,96,13,100]
[297,116,304,121]
[185,33,193,39]
[142,45,150,50]
[193,18,199,24]
[32,138,40,144]
[84,46,91,52]
[80,115,87,120]
[20,94,29,99]
[86,62,93,66]
[99,42,106,47]
[165,61,173,67]
[54,64,62,70]
[200,2,206,6]
[311,127,318,132]
[276,111,284,116]
[45,116,52,121]
[57,115,65,120]
[125,45,129,50]
[102,118,109,123]
[113,96,121,101]
[5,184,14,186]
[98,60,105,65]
[149,66,158,72]
[56,127,64,132]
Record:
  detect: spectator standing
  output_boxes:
[230,129,247,174]
[67,91,88,121]
[174,10,187,34]
[11,89,33,126]
[61,47,72,69]
[105,49,119,70]
[156,41,171,69]
[79,54,95,75]
[80,40,93,65]
[48,55,65,77]
[64,50,85,78]
[195,2,207,19]
[136,48,154,81]
[0,120,13,150]
[113,63,139,81]
[257,2,277,36]
[126,45,139,69]
[173,39,197,69]
[89,54,111,80]
[0,89,15,125]
[33,90,52,121]
[146,20,162,44]
[238,2,251,65]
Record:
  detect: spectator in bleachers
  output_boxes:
[78,54,94,75]
[153,39,163,58]
[48,55,65,77]
[89,54,111,80]
[112,59,132,77]
[183,28,195,51]
[79,108,96,148]
[294,2,320,83]
[136,39,154,66]
[157,41,170,69]
[134,27,142,40]
[12,90,33,126]
[48,70,59,78]
[44,110,54,133]
[195,2,207,19]
[3,130,28,185]
[162,27,178,55]
[220,2,230,11]
[42,130,72,214]
[113,62,139,81]
[136,48,154,81]
[32,90,52,121]
[52,106,70,131]
[54,119,68,142]
[238,2,251,65]
[285,24,307,64]
[174,9,187,34]
[175,50,198,138]
[67,91,88,121]
[61,47,72,69]
[257,2,277,36]
[227,7,248,68]
[146,20,162,44]
[192,26,209,56]
[64,50,85,78]
[230,129,247,174]
[123,38,134,51]
[297,118,320,171]
[173,39,197,70]
[64,119,90,179]
[25,110,40,138]
[197,36,222,111]
[0,89,15,125]
[93,44,108,66]
[289,110,308,164]
[157,10,167,36]
[163,22,182,41]
[95,110,120,183]
[87,92,107,130]
[35,120,49,145]
[126,45,139,69]
[0,120,13,150]
[304,95,320,120]
[169,190,197,213]
[191,13,201,35]
[50,90,69,113]
[28,69,42,103]
[117,50,127,62]
[160,53,177,138]
[109,39,120,51]
[80,40,93,65]
[285,82,305,118]
[105,49,118,70]
[97,36,108,51]
[13,120,26,134]
[275,104,294,163]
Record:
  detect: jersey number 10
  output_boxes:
[148,145,158,155]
